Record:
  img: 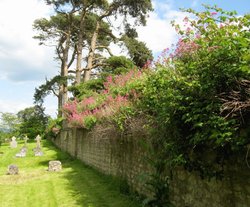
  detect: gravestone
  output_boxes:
[35,135,41,148]
[48,160,62,172]
[23,135,29,147]
[7,164,19,175]
[10,136,17,148]
[33,135,43,156]
[33,147,44,156]
[16,146,27,158]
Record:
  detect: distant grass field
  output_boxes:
[0,139,141,207]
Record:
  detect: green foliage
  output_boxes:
[101,56,136,77]
[112,106,136,131]
[34,75,69,104]
[141,140,174,207]
[0,112,20,138]
[69,78,104,100]
[45,117,64,138]
[122,35,153,68]
[17,105,49,139]
[84,115,97,130]
[140,6,250,178]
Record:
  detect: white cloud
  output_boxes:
[0,0,56,81]
[136,1,190,56]
[0,0,58,116]
[0,100,31,114]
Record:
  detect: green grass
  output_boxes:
[0,140,142,207]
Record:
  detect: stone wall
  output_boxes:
[52,125,250,207]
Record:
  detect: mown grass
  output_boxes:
[0,139,141,207]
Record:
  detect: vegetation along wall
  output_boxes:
[52,123,250,207]
[50,6,250,207]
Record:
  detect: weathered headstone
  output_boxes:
[7,164,19,175]
[16,146,27,158]
[35,135,41,148]
[33,147,44,156]
[48,160,62,172]
[33,135,43,156]
[23,135,29,147]
[10,136,17,148]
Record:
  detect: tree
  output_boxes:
[122,35,153,68]
[83,0,153,81]
[17,106,49,138]
[0,112,20,143]
[47,0,153,81]
[33,0,153,117]
[33,12,77,117]
[0,112,20,133]
[100,56,135,77]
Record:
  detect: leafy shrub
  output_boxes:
[45,117,64,138]
[140,5,250,177]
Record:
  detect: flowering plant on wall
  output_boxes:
[63,69,144,129]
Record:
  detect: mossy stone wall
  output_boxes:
[52,127,250,207]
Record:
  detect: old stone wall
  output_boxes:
[52,126,250,207]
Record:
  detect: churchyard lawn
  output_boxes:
[0,139,141,207]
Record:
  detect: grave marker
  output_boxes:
[7,164,19,175]
[10,136,17,148]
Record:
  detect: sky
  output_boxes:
[0,0,249,117]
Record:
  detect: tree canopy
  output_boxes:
[33,0,153,117]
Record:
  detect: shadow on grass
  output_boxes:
[42,139,142,207]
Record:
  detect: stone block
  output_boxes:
[48,160,62,172]
[7,164,19,175]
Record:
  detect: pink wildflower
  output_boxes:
[210,12,217,16]
[183,16,189,23]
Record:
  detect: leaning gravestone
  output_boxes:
[10,136,17,148]
[48,160,62,172]
[16,146,27,158]
[7,164,19,175]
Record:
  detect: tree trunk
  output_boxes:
[58,30,71,117]
[75,10,87,84]
[83,20,100,82]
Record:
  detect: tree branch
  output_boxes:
[68,45,77,68]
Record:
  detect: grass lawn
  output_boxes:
[0,139,142,207]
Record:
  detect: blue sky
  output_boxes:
[0,0,249,117]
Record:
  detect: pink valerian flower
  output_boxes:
[63,99,78,115]
[174,38,200,57]
[210,12,217,16]
[195,34,201,39]
[64,93,131,127]
[68,113,84,127]
[143,60,152,69]
[103,90,109,94]
[186,27,192,34]
[79,96,96,110]
[219,23,224,28]
[103,69,142,90]
[183,16,189,23]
